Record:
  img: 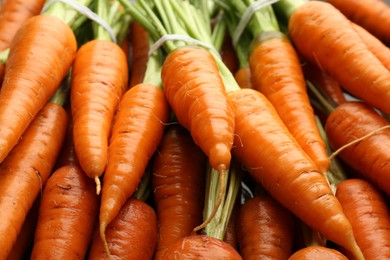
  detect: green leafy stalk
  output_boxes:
[273,0,307,21]
[93,0,112,40]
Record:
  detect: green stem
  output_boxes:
[132,165,152,202]
[273,0,307,21]
[93,0,111,41]
[143,39,164,88]
[0,49,9,64]
[211,12,227,52]
[49,72,72,107]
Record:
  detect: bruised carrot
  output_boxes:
[236,194,296,259]
[228,88,363,259]
[0,13,76,164]
[288,246,348,260]
[152,124,207,259]
[325,101,390,195]
[30,165,99,259]
[0,0,45,51]
[0,95,68,258]
[275,0,390,114]
[99,83,169,256]
[327,0,390,44]
[129,21,149,88]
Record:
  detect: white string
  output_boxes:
[148,34,221,59]
[42,0,117,43]
[232,0,279,47]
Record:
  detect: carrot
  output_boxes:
[327,0,390,44]
[325,101,390,195]
[152,124,207,259]
[288,246,348,260]
[0,60,4,85]
[30,164,98,259]
[0,86,68,258]
[234,67,253,89]
[220,32,239,75]
[236,194,296,259]
[0,0,45,51]
[222,198,239,250]
[274,0,390,115]
[129,21,149,88]
[335,178,390,259]
[228,88,363,259]
[99,83,169,256]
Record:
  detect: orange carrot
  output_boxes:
[228,88,363,259]
[234,67,253,89]
[71,39,129,194]
[0,0,45,51]
[325,101,390,195]
[152,124,207,259]
[0,13,76,164]
[99,83,169,256]
[0,61,4,85]
[0,96,68,258]
[129,21,149,88]
[89,198,158,260]
[275,0,390,114]
[223,198,239,250]
[236,194,296,259]
[30,165,99,259]
[220,33,239,75]
[335,178,390,259]
[288,246,348,260]
[327,0,390,44]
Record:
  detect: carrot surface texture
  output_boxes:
[228,88,363,260]
[274,0,390,115]
[0,79,69,258]
[288,246,348,260]
[71,0,130,194]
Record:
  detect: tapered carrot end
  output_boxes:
[345,233,365,260]
[95,176,101,195]
[209,143,231,172]
[100,222,111,259]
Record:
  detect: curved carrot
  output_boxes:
[249,32,330,174]
[89,198,158,260]
[281,0,390,114]
[0,14,76,164]
[288,246,348,260]
[336,178,390,259]
[152,124,207,259]
[30,165,98,259]
[0,100,68,258]
[71,39,128,193]
[161,234,242,259]
[228,88,363,259]
[327,0,390,44]
[129,21,149,88]
[236,194,296,259]
[325,101,390,195]
[99,83,169,256]
[0,0,45,51]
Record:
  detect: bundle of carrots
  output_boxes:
[2,0,390,258]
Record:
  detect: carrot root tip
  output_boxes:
[95,176,101,195]
[100,223,111,259]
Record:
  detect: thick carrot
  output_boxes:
[325,101,390,195]
[0,97,68,258]
[234,67,253,89]
[228,88,363,259]
[152,124,207,259]
[327,0,390,44]
[236,194,296,259]
[30,165,99,259]
[0,13,76,164]
[71,39,129,193]
[275,0,390,114]
[99,83,169,256]
[0,0,45,51]
[335,178,390,259]
[129,21,149,88]
[288,246,348,260]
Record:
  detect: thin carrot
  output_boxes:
[0,84,69,258]
[0,0,45,51]
[152,124,207,259]
[30,164,99,259]
[129,21,149,88]
[274,0,390,115]
[288,246,348,260]
[228,88,363,259]
[327,0,390,44]
[236,193,296,259]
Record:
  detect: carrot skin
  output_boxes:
[237,194,296,259]
[0,14,76,164]
[228,88,362,258]
[288,1,390,114]
[152,124,207,259]
[0,62,4,86]
[0,101,68,258]
[30,165,99,259]
[288,246,348,260]
[249,34,330,173]
[161,46,235,172]
[71,39,128,182]
[234,67,253,89]
[325,101,390,195]
[129,21,149,88]
[89,198,158,260]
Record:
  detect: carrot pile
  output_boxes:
[2,0,390,258]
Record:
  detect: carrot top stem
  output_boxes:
[94,0,112,41]
[273,0,307,20]
[211,12,227,53]
[0,49,8,64]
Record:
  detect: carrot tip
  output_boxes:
[100,223,111,259]
[95,176,101,195]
